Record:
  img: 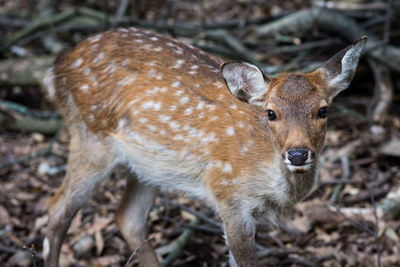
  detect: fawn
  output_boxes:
[42,27,366,266]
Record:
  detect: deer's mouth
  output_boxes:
[285,163,312,172]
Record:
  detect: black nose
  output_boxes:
[287,149,309,166]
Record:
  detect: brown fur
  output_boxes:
[42,28,366,267]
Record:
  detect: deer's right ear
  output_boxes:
[221,62,270,107]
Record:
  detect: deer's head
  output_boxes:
[222,37,367,172]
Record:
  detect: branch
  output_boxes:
[0,57,53,86]
[0,99,63,134]
[246,7,400,73]
[161,209,214,267]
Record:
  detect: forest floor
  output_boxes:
[1,0,400,266]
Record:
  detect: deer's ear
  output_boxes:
[319,37,367,99]
[221,62,270,107]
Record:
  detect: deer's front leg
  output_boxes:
[221,209,259,267]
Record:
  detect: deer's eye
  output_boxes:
[267,110,277,121]
[318,106,328,118]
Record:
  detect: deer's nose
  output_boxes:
[287,149,309,166]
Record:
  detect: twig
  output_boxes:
[313,1,387,11]
[260,38,342,55]
[343,187,390,205]
[383,0,393,55]
[115,0,130,25]
[246,7,400,73]
[2,9,76,49]
[330,156,350,204]
[367,59,393,126]
[0,99,63,134]
[0,100,60,119]
[124,235,155,267]
[257,247,300,258]
[160,197,222,230]
[370,186,381,267]
[204,29,262,67]
[161,209,214,267]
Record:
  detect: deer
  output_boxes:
[41,27,367,267]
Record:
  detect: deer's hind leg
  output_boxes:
[115,174,160,267]
[44,132,117,267]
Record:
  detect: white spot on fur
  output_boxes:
[150,37,158,41]
[72,58,83,69]
[226,126,235,136]
[188,71,197,75]
[161,87,168,92]
[173,134,183,141]
[128,98,140,107]
[169,121,180,131]
[80,84,89,91]
[174,49,183,55]
[170,105,177,111]
[148,125,158,132]
[180,96,190,104]
[215,82,224,88]
[105,62,116,74]
[196,102,204,110]
[139,117,148,123]
[172,81,181,87]
[141,101,161,110]
[191,65,199,70]
[238,122,245,128]
[173,59,185,69]
[175,90,183,96]
[184,107,193,115]
[210,116,218,121]
[117,118,127,130]
[84,68,91,75]
[154,47,163,52]
[230,103,238,109]
[117,75,136,89]
[93,52,104,64]
[223,163,232,173]
[121,59,130,67]
[159,115,171,123]
[89,35,101,43]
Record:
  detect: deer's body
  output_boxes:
[43,27,366,266]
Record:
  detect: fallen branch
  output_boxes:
[0,99,63,134]
[161,209,213,267]
[0,57,53,86]
[246,7,400,73]
[367,59,393,125]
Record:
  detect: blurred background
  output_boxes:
[0,0,399,266]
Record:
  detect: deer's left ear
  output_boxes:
[319,36,367,99]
